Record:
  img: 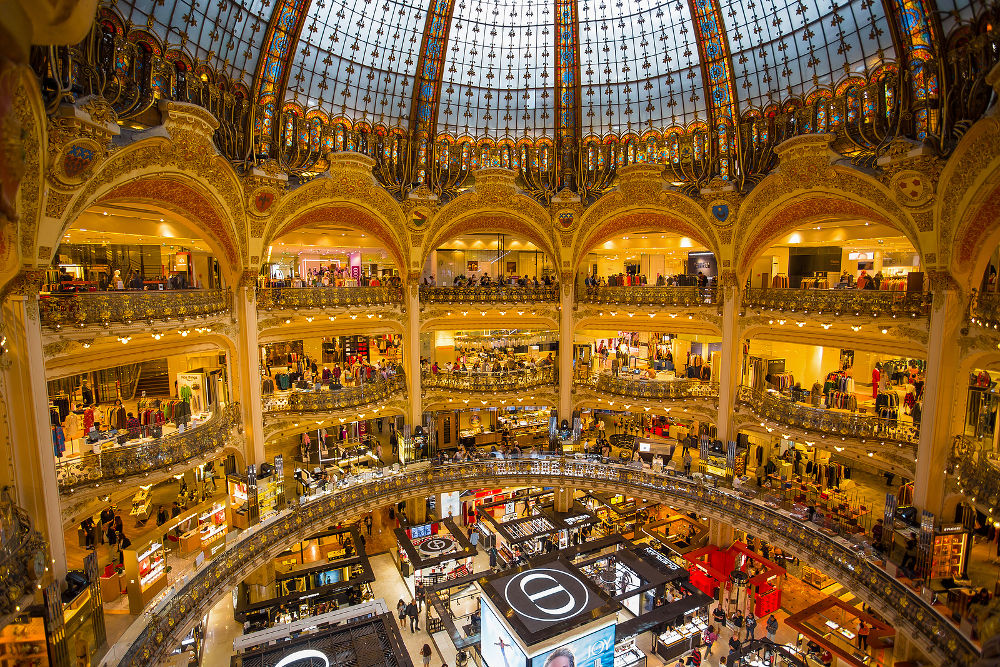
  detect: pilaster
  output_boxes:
[558,280,574,418]
[913,286,964,515]
[1,279,67,583]
[234,283,265,465]
[405,285,422,426]
[553,487,574,513]
[406,497,427,524]
[708,517,735,547]
[716,285,742,442]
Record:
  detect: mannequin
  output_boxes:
[872,363,881,399]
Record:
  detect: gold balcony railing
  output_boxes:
[419,285,558,304]
[737,386,919,445]
[0,488,48,628]
[968,291,1000,330]
[949,436,1000,516]
[577,285,719,306]
[582,373,719,400]
[111,457,978,667]
[264,372,406,413]
[421,366,557,392]
[742,288,931,318]
[39,289,232,329]
[55,403,241,493]
[256,286,403,311]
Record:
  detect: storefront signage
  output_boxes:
[503,569,591,623]
[417,536,457,558]
[641,546,681,571]
[529,624,616,667]
[939,523,964,534]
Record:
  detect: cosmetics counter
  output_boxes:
[684,542,784,619]
[394,517,478,594]
[177,501,228,559]
[424,571,483,646]
[123,539,167,614]
[583,491,658,535]
[640,514,709,554]
[784,597,895,667]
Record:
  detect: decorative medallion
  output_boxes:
[890,169,933,207]
[55,139,102,185]
[710,202,730,223]
[250,187,278,216]
[558,211,574,230]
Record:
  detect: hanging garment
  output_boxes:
[52,426,66,456]
[112,406,127,430]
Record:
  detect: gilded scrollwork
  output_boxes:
[38,289,232,329]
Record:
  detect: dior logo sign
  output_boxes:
[503,568,590,622]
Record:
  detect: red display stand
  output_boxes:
[684,542,785,617]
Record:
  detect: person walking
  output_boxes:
[857,621,870,651]
[397,599,406,626]
[683,451,693,476]
[407,599,419,632]
[703,625,718,655]
[766,614,779,642]
[364,514,373,536]
[421,644,433,667]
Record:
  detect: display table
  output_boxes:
[179,528,202,555]
[653,617,706,661]
[100,572,122,602]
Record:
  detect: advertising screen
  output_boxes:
[481,597,527,667]
[529,624,616,667]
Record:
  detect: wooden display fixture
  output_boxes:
[123,541,167,614]
[928,529,968,580]
[0,617,47,667]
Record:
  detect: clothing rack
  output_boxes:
[768,371,795,392]
[771,273,789,288]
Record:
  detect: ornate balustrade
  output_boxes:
[256,286,403,311]
[421,366,557,392]
[577,285,718,306]
[742,288,930,318]
[419,285,558,304]
[969,291,1000,330]
[56,403,241,493]
[583,374,719,400]
[39,289,232,329]
[109,457,978,667]
[737,386,919,446]
[0,489,48,629]
[264,372,406,413]
[949,436,1000,516]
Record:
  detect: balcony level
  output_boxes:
[419,284,559,304]
[742,288,931,320]
[39,288,232,330]
[421,367,559,409]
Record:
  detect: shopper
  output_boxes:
[728,634,741,655]
[703,625,717,655]
[415,582,425,611]
[421,644,433,667]
[745,611,757,640]
[712,606,727,625]
[397,599,407,625]
[683,452,693,476]
[364,514,373,536]
[406,599,419,632]
[857,621,870,651]
[766,614,779,641]
[685,647,702,667]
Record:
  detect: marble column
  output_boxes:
[234,284,264,466]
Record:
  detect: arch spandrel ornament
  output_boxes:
[734,134,924,281]
[264,152,410,275]
[420,168,559,271]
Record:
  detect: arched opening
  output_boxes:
[263,219,403,288]
[49,203,229,293]
[423,232,558,288]
[577,231,713,288]
[745,218,921,292]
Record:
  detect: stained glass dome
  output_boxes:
[112,0,969,141]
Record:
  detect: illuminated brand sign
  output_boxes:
[641,547,681,571]
[503,569,591,623]
[274,649,330,667]
[418,536,457,557]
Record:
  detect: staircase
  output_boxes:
[133,358,171,398]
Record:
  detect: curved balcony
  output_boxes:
[737,386,919,446]
[949,436,1000,516]
[39,289,232,329]
[0,489,48,629]
[419,285,558,304]
[742,288,931,318]
[421,366,557,393]
[264,372,406,414]
[584,373,719,400]
[108,457,977,667]
[577,285,718,306]
[968,291,1000,330]
[256,286,403,311]
[56,403,241,494]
